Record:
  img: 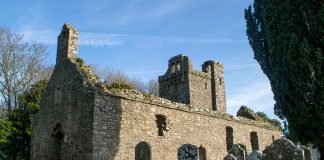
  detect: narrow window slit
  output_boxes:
[155,114,168,136]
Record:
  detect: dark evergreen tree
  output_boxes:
[0,80,48,160]
[245,0,324,153]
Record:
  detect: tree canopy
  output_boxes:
[245,0,324,150]
[0,80,48,160]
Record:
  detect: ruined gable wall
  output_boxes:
[31,24,96,160]
[109,98,281,160]
[31,60,96,160]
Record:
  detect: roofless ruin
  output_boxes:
[31,24,281,160]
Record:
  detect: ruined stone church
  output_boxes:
[31,24,281,160]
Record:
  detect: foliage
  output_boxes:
[107,82,134,90]
[0,120,14,159]
[236,105,260,121]
[245,0,324,148]
[256,112,282,129]
[76,57,84,66]
[0,80,48,160]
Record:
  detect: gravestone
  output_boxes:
[299,145,312,160]
[247,150,262,160]
[177,144,198,160]
[310,148,320,160]
[262,138,304,160]
[225,144,247,160]
[224,154,237,160]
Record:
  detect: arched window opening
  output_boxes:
[226,126,234,152]
[135,141,151,160]
[50,124,64,160]
[250,131,260,150]
[171,63,176,73]
[199,145,207,160]
[176,62,181,71]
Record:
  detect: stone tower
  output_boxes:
[159,54,226,113]
[56,23,78,64]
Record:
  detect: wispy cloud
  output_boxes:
[226,82,275,115]
[20,28,123,47]
[79,32,123,46]
[143,36,247,44]
[20,28,246,46]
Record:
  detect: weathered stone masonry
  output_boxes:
[158,55,226,113]
[31,24,281,160]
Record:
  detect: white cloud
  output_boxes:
[20,29,123,47]
[22,28,57,45]
[226,81,275,116]
[79,32,123,46]
[20,28,247,46]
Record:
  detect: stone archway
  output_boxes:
[50,124,64,160]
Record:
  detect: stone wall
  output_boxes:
[159,55,226,113]
[159,55,192,104]
[31,24,282,160]
[188,72,213,111]
[108,97,281,160]
[31,24,96,160]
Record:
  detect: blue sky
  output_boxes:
[0,0,279,119]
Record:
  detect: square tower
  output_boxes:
[159,54,226,113]
[158,55,193,104]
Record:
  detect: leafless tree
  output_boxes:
[90,66,159,96]
[0,26,49,112]
[146,78,159,96]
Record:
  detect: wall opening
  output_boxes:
[178,144,198,160]
[219,78,222,85]
[171,63,176,73]
[135,141,151,160]
[50,124,64,160]
[250,131,260,150]
[205,83,207,89]
[199,145,207,160]
[155,114,168,136]
[176,62,181,71]
[226,126,234,152]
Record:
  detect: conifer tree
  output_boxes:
[245,0,324,153]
